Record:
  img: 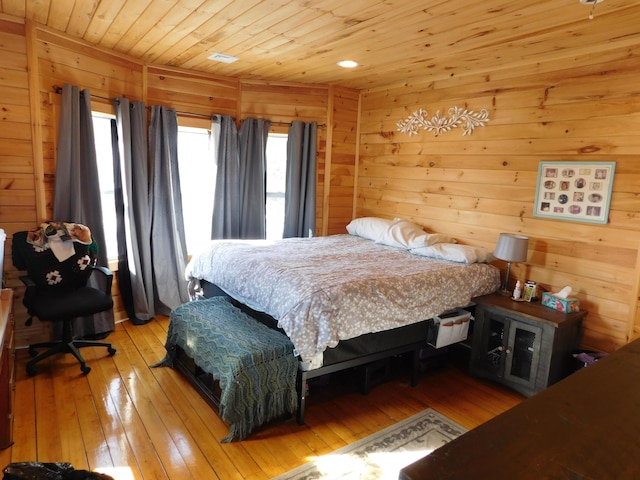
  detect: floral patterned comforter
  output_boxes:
[185,234,500,369]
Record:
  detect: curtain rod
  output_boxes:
[53,86,209,117]
[52,85,114,102]
[174,110,211,119]
[173,113,326,127]
[271,120,327,128]
[52,85,326,127]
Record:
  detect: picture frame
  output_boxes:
[534,161,616,224]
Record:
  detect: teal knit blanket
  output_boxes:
[157,297,298,442]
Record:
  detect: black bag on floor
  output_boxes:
[2,463,114,480]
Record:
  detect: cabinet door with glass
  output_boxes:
[477,314,508,378]
[472,310,543,394]
[503,318,542,391]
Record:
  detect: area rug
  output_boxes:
[273,408,466,480]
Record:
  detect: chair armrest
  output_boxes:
[90,265,114,295]
[19,274,36,288]
[19,274,38,325]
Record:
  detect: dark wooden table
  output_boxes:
[399,337,640,479]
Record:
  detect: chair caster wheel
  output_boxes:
[81,365,91,375]
[26,366,37,376]
[108,347,116,356]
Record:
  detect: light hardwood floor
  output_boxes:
[0,316,523,479]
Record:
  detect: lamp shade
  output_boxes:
[494,233,529,263]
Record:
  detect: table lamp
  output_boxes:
[494,233,529,296]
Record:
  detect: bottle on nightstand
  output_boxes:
[513,280,522,299]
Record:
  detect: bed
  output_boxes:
[169,218,501,427]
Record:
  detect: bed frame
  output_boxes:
[172,280,432,425]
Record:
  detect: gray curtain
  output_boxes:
[211,115,240,239]
[283,121,317,238]
[239,118,271,239]
[112,98,155,324]
[211,116,271,240]
[53,83,114,337]
[149,105,189,314]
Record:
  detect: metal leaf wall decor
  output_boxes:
[397,106,490,136]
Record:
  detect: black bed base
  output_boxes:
[295,342,423,424]
[172,341,424,426]
[173,345,223,411]
[181,281,432,425]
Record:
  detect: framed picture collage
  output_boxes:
[534,161,616,224]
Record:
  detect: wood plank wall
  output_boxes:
[0,19,33,227]
[358,38,640,353]
[327,86,359,235]
[0,17,358,347]
[0,17,48,348]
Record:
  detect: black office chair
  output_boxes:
[12,222,116,376]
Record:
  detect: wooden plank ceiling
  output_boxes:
[0,0,636,90]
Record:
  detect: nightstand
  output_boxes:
[469,293,586,397]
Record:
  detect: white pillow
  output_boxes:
[407,232,458,249]
[375,218,425,248]
[346,217,393,241]
[410,243,495,264]
[377,218,457,249]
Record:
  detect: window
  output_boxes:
[93,116,216,259]
[177,126,216,254]
[266,133,288,240]
[92,113,117,260]
[93,115,286,260]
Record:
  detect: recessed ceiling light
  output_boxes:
[337,60,359,68]
[208,52,239,64]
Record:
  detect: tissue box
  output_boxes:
[541,292,580,313]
